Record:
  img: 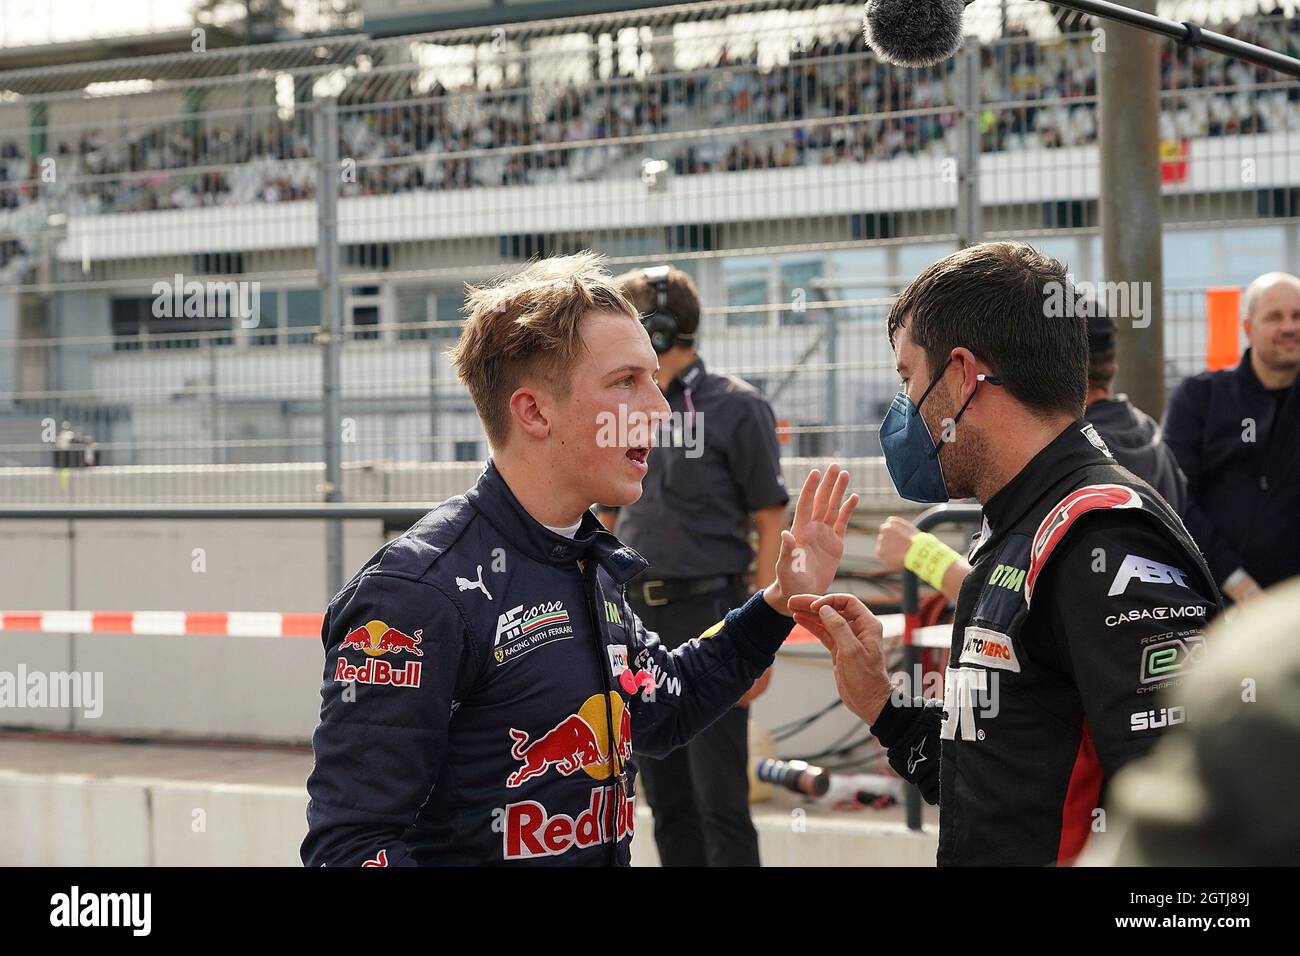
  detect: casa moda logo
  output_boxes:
[334,619,424,689]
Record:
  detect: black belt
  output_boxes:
[634,574,745,607]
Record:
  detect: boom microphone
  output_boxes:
[862,0,1300,78]
[862,0,971,68]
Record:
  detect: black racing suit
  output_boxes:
[872,420,1223,866]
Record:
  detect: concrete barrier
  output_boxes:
[0,766,936,866]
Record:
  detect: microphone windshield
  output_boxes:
[863,0,969,68]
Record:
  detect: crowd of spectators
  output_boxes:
[0,11,1295,227]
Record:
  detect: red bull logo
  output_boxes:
[502,786,634,860]
[340,620,423,657]
[334,656,422,688]
[506,692,632,788]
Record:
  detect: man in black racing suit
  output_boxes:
[790,242,1223,866]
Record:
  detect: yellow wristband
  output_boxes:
[904,532,960,592]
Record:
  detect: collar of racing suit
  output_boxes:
[465,459,649,586]
[980,418,1112,540]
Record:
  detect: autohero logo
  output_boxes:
[50,886,150,936]
[1107,554,1191,596]
[958,627,1021,673]
[1105,605,1206,627]
[334,619,424,688]
[1130,705,1187,733]
[493,600,574,665]
[506,692,632,788]
[1138,630,1205,689]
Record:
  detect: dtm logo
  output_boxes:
[940,667,1000,742]
[1139,632,1205,686]
[1107,554,1190,597]
[506,692,632,788]
[340,619,423,657]
[988,564,1026,593]
[1130,705,1186,732]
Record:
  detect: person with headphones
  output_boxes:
[598,265,790,867]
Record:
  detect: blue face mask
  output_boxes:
[878,357,1002,503]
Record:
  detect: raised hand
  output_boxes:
[762,464,859,616]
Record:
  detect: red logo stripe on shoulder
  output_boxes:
[1025,484,1141,605]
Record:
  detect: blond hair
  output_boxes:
[447,251,638,448]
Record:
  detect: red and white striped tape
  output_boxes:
[0,611,323,638]
[0,611,949,647]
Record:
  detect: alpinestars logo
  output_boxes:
[907,738,927,774]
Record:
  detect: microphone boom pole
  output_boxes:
[1035,0,1300,78]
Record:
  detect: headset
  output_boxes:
[640,265,695,354]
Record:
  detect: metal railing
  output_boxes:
[0,0,1295,512]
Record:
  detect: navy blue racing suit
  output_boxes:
[301,460,792,866]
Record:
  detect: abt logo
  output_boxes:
[940,667,1000,742]
[1108,554,1190,596]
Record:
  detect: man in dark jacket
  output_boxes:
[300,252,857,866]
[1084,311,1187,515]
[791,242,1222,866]
[871,308,1189,604]
[1163,271,1300,602]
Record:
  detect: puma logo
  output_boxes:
[456,564,492,599]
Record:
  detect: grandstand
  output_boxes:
[0,2,1295,495]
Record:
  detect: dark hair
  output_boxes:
[1088,348,1117,390]
[1086,304,1116,390]
[448,251,637,448]
[614,266,702,337]
[886,241,1087,417]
